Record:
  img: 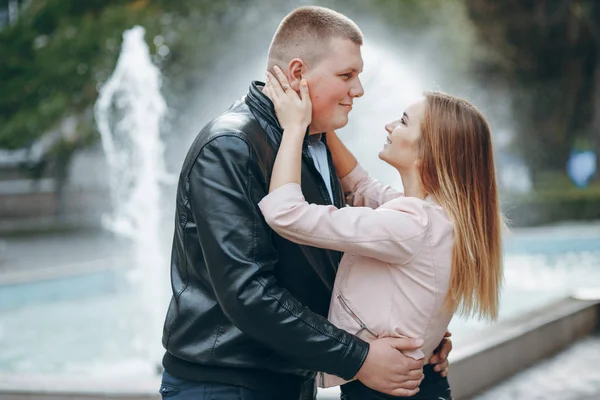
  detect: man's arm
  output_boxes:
[325,130,358,178]
[188,133,367,379]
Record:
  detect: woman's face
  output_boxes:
[379,98,427,171]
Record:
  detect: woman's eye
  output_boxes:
[340,73,352,80]
[400,118,406,126]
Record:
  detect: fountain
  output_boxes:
[94,25,171,368]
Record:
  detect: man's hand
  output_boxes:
[356,337,425,397]
[428,331,452,377]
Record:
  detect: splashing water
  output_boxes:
[94,25,170,365]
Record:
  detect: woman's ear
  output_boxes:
[287,58,305,91]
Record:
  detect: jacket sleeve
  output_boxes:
[258,183,429,264]
[187,133,368,380]
[341,164,403,209]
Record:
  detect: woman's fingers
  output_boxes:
[265,67,310,128]
[299,78,309,100]
[266,72,283,98]
[273,66,292,92]
[299,78,312,117]
[262,79,272,98]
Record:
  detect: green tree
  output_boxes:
[0,0,245,214]
[465,0,600,184]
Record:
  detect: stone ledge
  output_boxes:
[0,374,159,399]
[448,296,600,399]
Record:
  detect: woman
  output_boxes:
[259,67,503,400]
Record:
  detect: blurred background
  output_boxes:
[0,0,599,398]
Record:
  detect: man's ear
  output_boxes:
[287,58,305,91]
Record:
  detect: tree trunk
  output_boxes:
[54,158,70,220]
[52,143,74,220]
[514,78,578,185]
[591,3,600,182]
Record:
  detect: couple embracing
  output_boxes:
[159,6,503,400]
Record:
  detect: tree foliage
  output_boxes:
[465,0,600,181]
[4,0,597,187]
[0,0,245,151]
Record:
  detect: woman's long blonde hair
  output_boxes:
[420,92,503,321]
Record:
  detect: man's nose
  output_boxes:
[349,77,364,98]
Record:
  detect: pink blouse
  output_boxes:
[258,164,455,387]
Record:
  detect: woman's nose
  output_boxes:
[385,122,395,134]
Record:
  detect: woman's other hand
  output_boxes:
[264,65,312,132]
[429,330,452,378]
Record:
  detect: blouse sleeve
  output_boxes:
[258,183,428,264]
[340,164,403,209]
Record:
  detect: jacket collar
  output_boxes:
[246,80,316,141]
[246,80,341,207]
[245,80,282,132]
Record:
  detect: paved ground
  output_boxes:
[475,334,600,400]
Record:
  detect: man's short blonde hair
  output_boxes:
[267,6,363,69]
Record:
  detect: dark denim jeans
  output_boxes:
[340,365,453,400]
[159,370,277,400]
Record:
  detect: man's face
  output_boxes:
[303,37,364,133]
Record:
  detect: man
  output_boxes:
[160,6,451,400]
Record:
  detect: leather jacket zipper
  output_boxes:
[337,294,379,338]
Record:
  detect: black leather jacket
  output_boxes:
[161,81,369,400]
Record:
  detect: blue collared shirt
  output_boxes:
[306,134,333,203]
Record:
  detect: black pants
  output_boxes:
[340,365,452,400]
